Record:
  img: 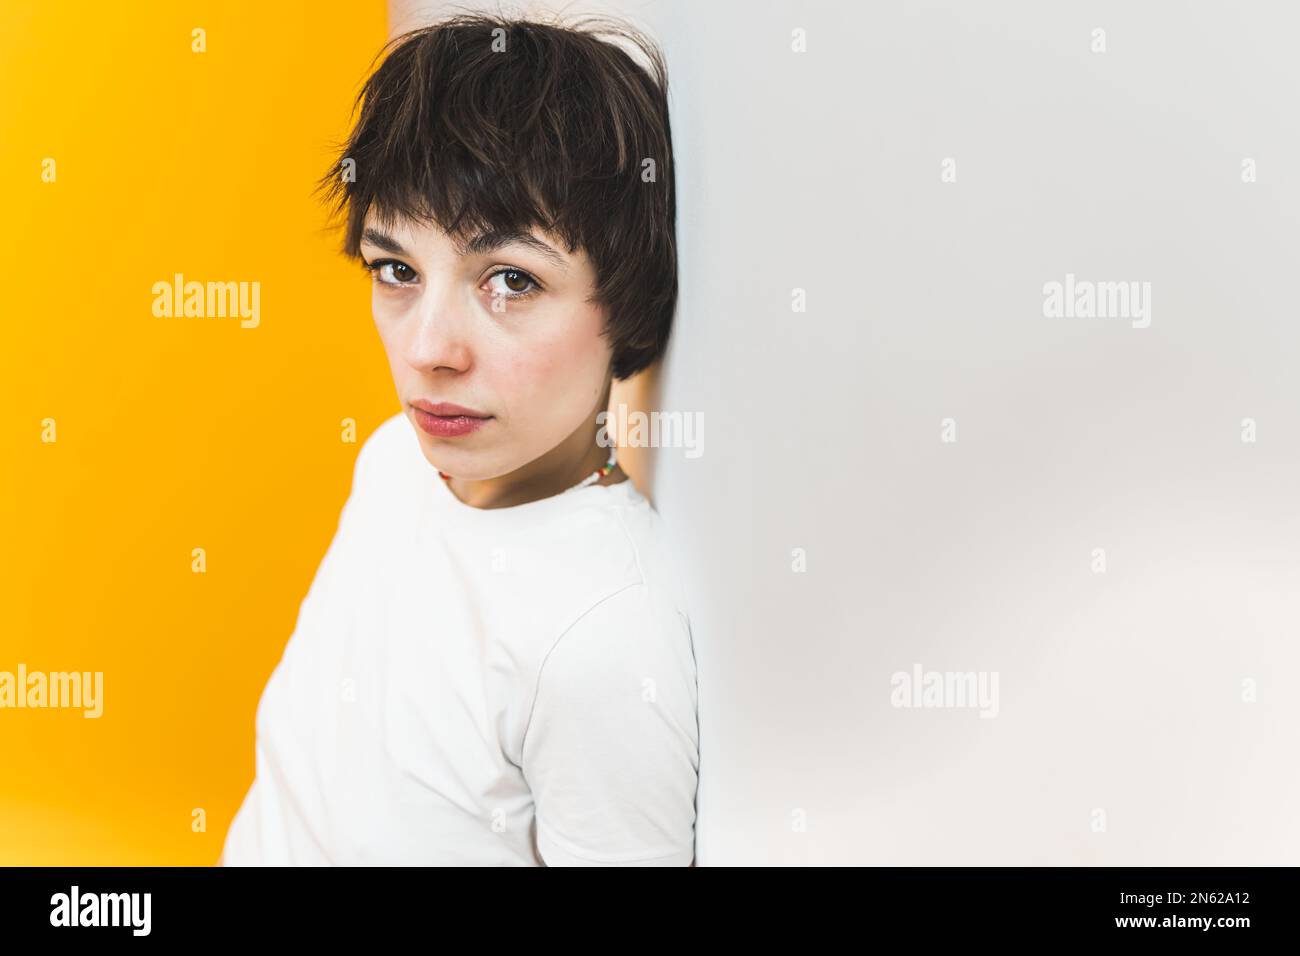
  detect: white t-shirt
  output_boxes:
[221,411,700,866]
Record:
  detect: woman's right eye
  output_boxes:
[365,259,419,285]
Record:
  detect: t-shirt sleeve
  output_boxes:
[521,582,700,866]
[221,422,387,865]
[270,421,382,654]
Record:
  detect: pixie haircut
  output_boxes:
[318,13,677,381]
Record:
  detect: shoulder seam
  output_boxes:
[518,577,647,765]
[610,495,648,589]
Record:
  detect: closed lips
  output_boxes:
[412,400,491,418]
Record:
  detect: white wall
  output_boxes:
[398,0,1300,865]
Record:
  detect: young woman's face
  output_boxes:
[359,210,613,481]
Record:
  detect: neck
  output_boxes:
[448,419,623,511]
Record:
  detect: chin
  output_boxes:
[412,436,499,481]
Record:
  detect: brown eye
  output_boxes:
[487,268,540,298]
[371,260,417,285]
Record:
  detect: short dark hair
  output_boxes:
[318,13,677,381]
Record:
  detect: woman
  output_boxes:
[220,13,698,866]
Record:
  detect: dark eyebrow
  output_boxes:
[361,226,570,272]
[458,229,569,272]
[360,228,409,255]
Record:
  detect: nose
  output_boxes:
[399,274,473,374]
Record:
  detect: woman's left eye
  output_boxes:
[484,268,541,299]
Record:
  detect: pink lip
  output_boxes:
[410,399,493,438]
[411,399,491,418]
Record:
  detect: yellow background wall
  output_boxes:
[0,1,391,864]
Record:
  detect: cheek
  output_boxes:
[373,315,406,378]
[371,293,397,346]
[504,305,609,402]
[371,294,420,380]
